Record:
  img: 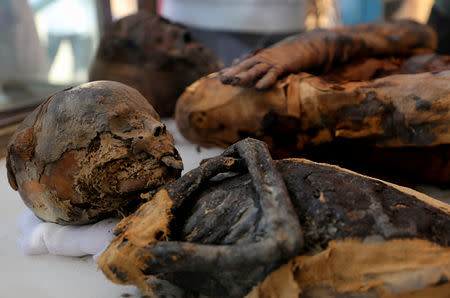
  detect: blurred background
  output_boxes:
[0,0,445,155]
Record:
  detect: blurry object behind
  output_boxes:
[160,0,341,66]
[306,0,342,29]
[392,0,434,23]
[0,0,47,82]
[89,11,222,117]
[386,0,450,55]
[340,0,383,25]
[30,0,99,84]
[427,0,450,54]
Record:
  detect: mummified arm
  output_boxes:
[98,138,303,293]
[144,139,303,272]
[220,20,437,89]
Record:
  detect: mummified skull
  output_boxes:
[6,81,182,225]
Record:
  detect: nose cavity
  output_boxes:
[153,123,166,137]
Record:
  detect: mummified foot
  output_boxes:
[98,139,450,297]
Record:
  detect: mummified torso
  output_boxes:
[99,139,450,297]
[169,160,450,295]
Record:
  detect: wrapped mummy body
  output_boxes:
[176,20,450,185]
[99,139,450,297]
[177,63,450,185]
[89,12,222,117]
[6,81,182,224]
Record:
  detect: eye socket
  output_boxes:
[110,115,145,134]
[110,117,132,132]
[173,148,180,159]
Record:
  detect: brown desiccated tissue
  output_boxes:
[247,239,450,298]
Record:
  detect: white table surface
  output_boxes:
[1,119,449,298]
[0,119,223,298]
[0,158,142,298]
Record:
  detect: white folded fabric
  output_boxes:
[17,209,119,259]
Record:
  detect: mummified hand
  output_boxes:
[220,20,437,89]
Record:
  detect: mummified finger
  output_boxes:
[220,20,437,89]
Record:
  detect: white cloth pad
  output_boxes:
[17,209,119,259]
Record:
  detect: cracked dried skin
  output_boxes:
[98,139,450,297]
[176,55,450,185]
[89,12,223,117]
[6,81,182,225]
[220,20,437,89]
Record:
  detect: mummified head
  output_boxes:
[89,12,223,116]
[6,81,183,224]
